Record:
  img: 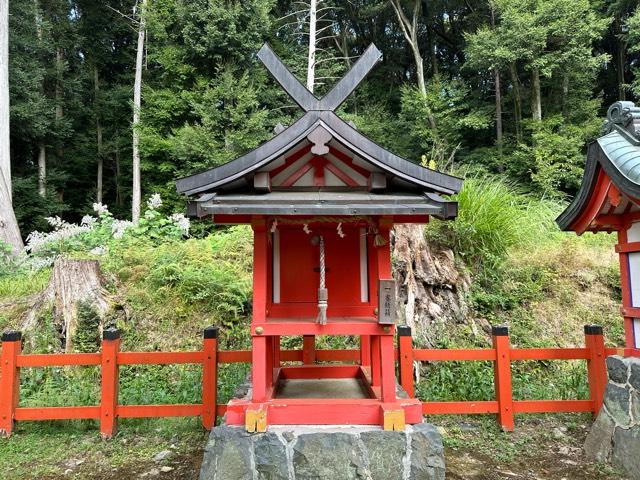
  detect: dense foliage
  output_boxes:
[6,0,640,231]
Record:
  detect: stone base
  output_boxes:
[200,423,445,480]
[584,355,640,480]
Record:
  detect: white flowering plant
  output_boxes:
[4,194,191,274]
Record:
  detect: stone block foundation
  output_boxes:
[584,355,640,479]
[199,423,445,480]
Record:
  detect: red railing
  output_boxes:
[0,324,638,437]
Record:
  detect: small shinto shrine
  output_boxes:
[176,44,462,431]
[558,101,640,350]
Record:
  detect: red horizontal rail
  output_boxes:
[279,350,303,362]
[510,348,590,360]
[413,348,496,361]
[316,349,360,362]
[217,349,361,364]
[512,400,593,413]
[117,351,203,365]
[17,353,101,367]
[621,306,640,317]
[423,401,499,414]
[117,404,202,418]
[218,350,251,363]
[615,241,640,253]
[14,406,100,420]
[606,347,640,357]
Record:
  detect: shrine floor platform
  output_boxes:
[274,378,371,399]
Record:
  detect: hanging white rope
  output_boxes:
[317,235,328,325]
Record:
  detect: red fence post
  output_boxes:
[0,331,22,438]
[585,325,607,416]
[397,326,414,398]
[202,326,218,430]
[492,325,514,432]
[100,328,120,439]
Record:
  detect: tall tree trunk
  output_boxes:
[495,68,503,149]
[306,0,317,93]
[55,47,64,165]
[0,0,23,252]
[616,16,626,101]
[390,0,437,131]
[561,74,569,118]
[38,143,46,197]
[509,63,522,141]
[94,65,103,203]
[115,145,123,207]
[490,6,502,149]
[35,0,45,198]
[427,27,438,76]
[531,67,542,121]
[132,0,147,222]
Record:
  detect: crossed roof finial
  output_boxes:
[257,43,383,113]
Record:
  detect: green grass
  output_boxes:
[0,418,206,480]
[0,268,50,300]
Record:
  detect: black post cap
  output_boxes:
[397,325,412,337]
[584,325,603,335]
[203,326,219,339]
[1,330,22,342]
[492,325,509,336]
[103,327,121,341]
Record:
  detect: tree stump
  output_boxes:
[23,258,110,351]
[392,224,474,346]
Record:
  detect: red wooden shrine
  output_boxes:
[558,101,640,351]
[176,44,462,431]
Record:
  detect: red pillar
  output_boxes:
[273,336,281,368]
[371,336,381,386]
[202,326,218,430]
[360,336,371,367]
[252,220,269,403]
[252,336,268,403]
[492,326,514,432]
[585,325,607,416]
[100,328,120,439]
[0,331,21,438]
[303,335,316,364]
[380,334,396,402]
[397,326,414,398]
[617,229,636,348]
[266,336,274,389]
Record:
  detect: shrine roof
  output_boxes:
[187,190,458,219]
[175,43,462,219]
[557,101,640,232]
[175,110,462,197]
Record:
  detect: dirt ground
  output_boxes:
[5,414,626,480]
[442,415,625,480]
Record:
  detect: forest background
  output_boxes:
[0,2,636,477]
[6,0,639,234]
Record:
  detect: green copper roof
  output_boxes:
[557,101,640,231]
[597,131,640,185]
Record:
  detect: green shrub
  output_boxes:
[426,174,557,270]
[73,301,101,353]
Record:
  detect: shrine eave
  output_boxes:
[175,111,462,197]
[186,191,457,220]
[557,129,640,232]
